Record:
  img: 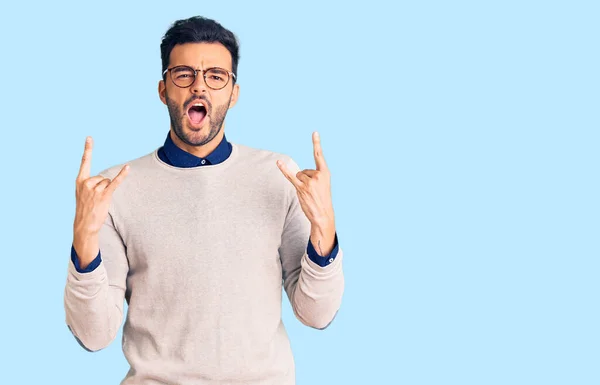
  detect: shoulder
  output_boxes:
[232,142,300,196]
[233,142,301,173]
[97,150,156,180]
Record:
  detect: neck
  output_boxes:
[170,125,225,158]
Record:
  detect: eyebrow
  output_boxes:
[171,65,230,72]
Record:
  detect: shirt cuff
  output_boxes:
[71,244,102,273]
[306,233,339,267]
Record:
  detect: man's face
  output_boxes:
[159,42,239,147]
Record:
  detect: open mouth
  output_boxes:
[187,103,207,125]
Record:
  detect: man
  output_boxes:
[63,16,344,385]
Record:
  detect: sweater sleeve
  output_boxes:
[63,207,129,352]
[279,158,345,330]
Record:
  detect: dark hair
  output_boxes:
[160,16,240,83]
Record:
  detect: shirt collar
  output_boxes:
[162,131,232,168]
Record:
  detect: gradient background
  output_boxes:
[0,1,598,384]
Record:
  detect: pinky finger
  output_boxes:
[105,165,130,195]
[277,160,302,189]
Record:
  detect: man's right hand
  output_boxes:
[72,136,129,269]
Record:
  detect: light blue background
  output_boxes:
[0,0,598,384]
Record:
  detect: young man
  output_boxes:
[64,16,344,385]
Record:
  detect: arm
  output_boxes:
[64,207,129,352]
[278,154,344,330]
[63,136,130,351]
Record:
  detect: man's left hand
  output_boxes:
[277,132,336,256]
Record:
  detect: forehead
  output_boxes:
[169,42,232,70]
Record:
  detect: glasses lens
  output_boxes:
[171,66,195,87]
[205,68,230,89]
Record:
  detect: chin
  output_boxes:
[181,125,211,145]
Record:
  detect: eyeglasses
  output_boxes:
[163,65,236,90]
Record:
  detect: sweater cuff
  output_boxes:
[71,244,102,273]
[302,246,343,277]
[306,233,339,267]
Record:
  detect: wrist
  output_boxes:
[72,233,100,268]
[310,221,336,256]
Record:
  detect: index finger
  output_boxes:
[77,136,93,181]
[312,131,328,171]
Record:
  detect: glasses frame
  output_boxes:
[162,65,236,90]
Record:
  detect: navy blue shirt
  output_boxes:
[71,132,339,273]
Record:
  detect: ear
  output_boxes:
[228,83,240,109]
[158,80,167,105]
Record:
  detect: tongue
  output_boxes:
[189,108,206,124]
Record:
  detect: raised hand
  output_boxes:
[72,137,129,268]
[277,132,336,255]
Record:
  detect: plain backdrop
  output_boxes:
[0,1,598,384]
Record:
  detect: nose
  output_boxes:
[191,72,208,94]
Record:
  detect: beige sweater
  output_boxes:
[63,142,344,385]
